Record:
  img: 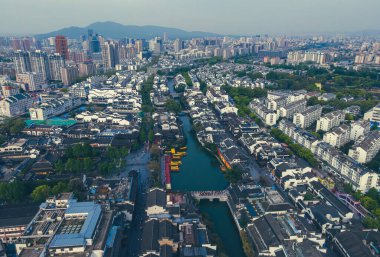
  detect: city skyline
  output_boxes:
[1,0,380,36]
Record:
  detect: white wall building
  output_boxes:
[0,93,33,117]
[249,100,278,126]
[350,120,371,141]
[16,72,45,91]
[348,131,380,164]
[29,97,82,120]
[316,110,345,132]
[293,105,322,129]
[323,124,351,148]
[364,103,380,125]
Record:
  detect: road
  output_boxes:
[118,145,151,257]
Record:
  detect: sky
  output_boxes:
[1,0,379,35]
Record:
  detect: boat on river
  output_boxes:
[170,166,180,171]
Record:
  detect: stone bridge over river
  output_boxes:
[191,190,228,201]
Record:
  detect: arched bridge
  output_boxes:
[191,190,228,201]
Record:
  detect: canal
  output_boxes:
[171,115,246,257]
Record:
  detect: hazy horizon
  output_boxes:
[1,0,380,36]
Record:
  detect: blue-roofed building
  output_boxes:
[16,195,115,257]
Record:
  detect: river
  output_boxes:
[171,114,246,257]
[171,116,228,191]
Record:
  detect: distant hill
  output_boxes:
[36,21,222,39]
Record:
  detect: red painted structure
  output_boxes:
[165,155,172,190]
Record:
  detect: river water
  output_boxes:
[171,116,228,191]
[171,115,246,257]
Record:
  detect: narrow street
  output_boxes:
[118,145,151,257]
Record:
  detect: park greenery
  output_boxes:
[148,144,161,187]
[271,128,318,167]
[307,96,379,114]
[200,81,208,94]
[366,151,380,172]
[165,99,182,114]
[182,72,193,87]
[141,75,155,112]
[174,83,186,93]
[0,118,25,144]
[54,143,128,176]
[0,179,84,204]
[221,85,267,117]
[266,64,380,94]
[194,56,224,66]
[344,185,380,229]
[223,168,243,184]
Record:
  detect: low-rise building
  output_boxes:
[279,120,379,192]
[140,219,179,257]
[278,99,307,119]
[0,204,39,243]
[0,93,33,117]
[314,142,379,191]
[88,89,119,104]
[16,72,45,91]
[206,87,229,103]
[249,100,278,126]
[316,110,345,132]
[146,188,167,217]
[318,93,336,101]
[323,124,351,148]
[69,82,91,98]
[364,103,380,125]
[293,105,322,129]
[350,120,371,141]
[0,138,28,153]
[29,97,82,120]
[247,213,324,257]
[1,83,20,97]
[16,193,115,257]
[348,131,380,164]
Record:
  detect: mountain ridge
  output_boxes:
[36,21,222,39]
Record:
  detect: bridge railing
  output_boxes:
[191,190,228,198]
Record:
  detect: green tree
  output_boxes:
[148,130,155,143]
[343,183,354,194]
[31,185,51,203]
[307,97,320,106]
[361,196,379,211]
[165,99,181,114]
[51,182,68,195]
[83,158,93,172]
[139,128,147,143]
[345,113,355,121]
[363,217,380,229]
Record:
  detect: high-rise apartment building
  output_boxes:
[102,41,119,70]
[11,51,31,74]
[149,37,162,55]
[78,61,96,77]
[16,72,45,91]
[173,39,183,52]
[55,35,69,60]
[60,66,79,86]
[163,32,168,42]
[135,40,143,53]
[49,54,65,81]
[88,30,101,54]
[30,50,50,81]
